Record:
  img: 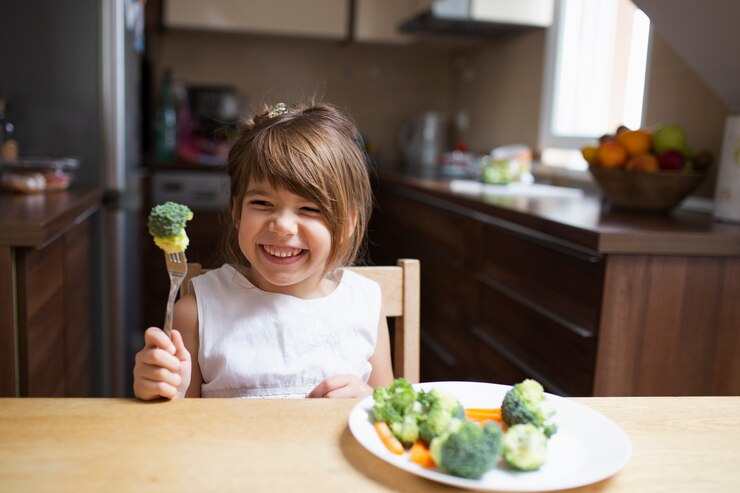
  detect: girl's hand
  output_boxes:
[133,327,192,400]
[306,374,373,399]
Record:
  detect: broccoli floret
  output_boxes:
[502,423,548,471]
[429,419,503,479]
[501,379,557,438]
[371,378,418,426]
[417,388,465,444]
[147,202,193,238]
[390,414,419,447]
[428,387,462,414]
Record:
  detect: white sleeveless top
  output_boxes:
[190,264,381,398]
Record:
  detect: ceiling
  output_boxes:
[634,0,740,112]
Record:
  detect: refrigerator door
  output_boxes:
[101,0,144,397]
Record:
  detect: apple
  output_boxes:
[653,124,687,156]
[658,149,686,171]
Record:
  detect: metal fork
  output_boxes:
[163,251,188,338]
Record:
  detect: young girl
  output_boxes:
[134,102,394,400]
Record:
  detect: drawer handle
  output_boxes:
[421,332,458,368]
[475,274,595,339]
[471,326,568,397]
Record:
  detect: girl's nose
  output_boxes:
[269,210,298,236]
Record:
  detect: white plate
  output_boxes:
[348,381,631,491]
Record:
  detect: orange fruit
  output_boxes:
[625,153,659,172]
[581,145,599,165]
[617,129,652,156]
[597,141,628,168]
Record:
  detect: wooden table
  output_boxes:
[1,397,738,492]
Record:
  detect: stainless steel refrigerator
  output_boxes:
[0,0,145,396]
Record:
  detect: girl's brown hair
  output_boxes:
[222,102,372,275]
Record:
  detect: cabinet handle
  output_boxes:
[421,332,458,368]
[476,274,595,338]
[471,326,569,397]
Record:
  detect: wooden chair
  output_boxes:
[180,259,421,382]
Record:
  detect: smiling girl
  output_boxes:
[133,102,394,400]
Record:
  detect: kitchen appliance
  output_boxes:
[713,114,740,223]
[399,0,554,37]
[1,0,147,396]
[178,85,239,165]
[398,112,447,177]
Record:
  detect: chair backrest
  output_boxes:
[180,259,420,383]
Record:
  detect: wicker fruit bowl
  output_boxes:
[582,123,713,213]
[588,165,707,212]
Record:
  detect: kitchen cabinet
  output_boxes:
[0,188,102,397]
[369,173,740,396]
[164,0,350,40]
[354,0,432,44]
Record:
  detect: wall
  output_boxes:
[0,0,101,187]
[635,0,740,112]
[148,29,452,166]
[150,14,729,197]
[643,33,727,195]
[448,29,547,154]
[457,29,729,197]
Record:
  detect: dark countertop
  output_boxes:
[0,187,103,248]
[378,172,740,256]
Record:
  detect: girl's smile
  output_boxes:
[235,179,335,298]
[259,244,307,263]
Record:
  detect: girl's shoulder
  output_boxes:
[338,267,382,298]
[190,263,252,293]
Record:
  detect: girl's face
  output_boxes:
[234,179,333,298]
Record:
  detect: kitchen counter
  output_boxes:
[370,172,740,396]
[0,187,103,247]
[0,187,102,396]
[0,396,738,492]
[379,172,740,256]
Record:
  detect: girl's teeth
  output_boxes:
[264,245,302,257]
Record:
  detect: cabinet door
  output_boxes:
[15,221,93,397]
[18,240,67,396]
[165,0,350,39]
[63,221,91,397]
[354,0,430,44]
[370,185,478,381]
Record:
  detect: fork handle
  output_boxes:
[163,279,180,338]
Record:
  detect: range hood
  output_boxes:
[399,0,554,37]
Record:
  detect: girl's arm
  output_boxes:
[172,293,203,397]
[367,315,394,388]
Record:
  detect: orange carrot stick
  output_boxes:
[465,407,502,415]
[373,421,404,455]
[409,440,436,468]
[465,408,504,424]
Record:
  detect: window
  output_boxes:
[539,0,651,170]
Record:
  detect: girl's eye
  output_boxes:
[249,200,272,208]
[301,207,322,214]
